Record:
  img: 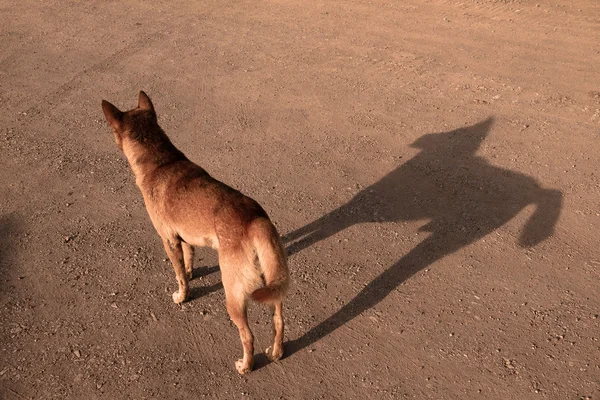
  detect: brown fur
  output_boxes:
[101,91,289,374]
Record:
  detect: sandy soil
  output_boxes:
[1,0,599,398]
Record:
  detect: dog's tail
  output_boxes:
[249,218,289,304]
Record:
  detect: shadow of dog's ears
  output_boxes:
[410,116,494,155]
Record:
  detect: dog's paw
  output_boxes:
[172,290,187,304]
[265,346,284,362]
[235,359,253,374]
[185,270,193,280]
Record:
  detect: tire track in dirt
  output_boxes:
[15,1,242,121]
[20,31,167,117]
[421,0,600,27]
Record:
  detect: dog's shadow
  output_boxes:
[282,117,563,356]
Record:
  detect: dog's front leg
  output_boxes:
[266,301,285,362]
[182,242,194,280]
[162,237,189,304]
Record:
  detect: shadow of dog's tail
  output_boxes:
[519,188,563,247]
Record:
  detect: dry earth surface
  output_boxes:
[1,0,599,398]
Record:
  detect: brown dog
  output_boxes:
[101,91,289,374]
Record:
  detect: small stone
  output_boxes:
[73,349,81,358]
[10,326,22,334]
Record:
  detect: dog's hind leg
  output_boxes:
[219,249,255,373]
[182,242,194,280]
[226,294,254,374]
[162,237,189,304]
[266,301,284,362]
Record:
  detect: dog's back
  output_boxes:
[154,160,289,301]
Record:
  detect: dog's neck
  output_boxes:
[122,135,186,188]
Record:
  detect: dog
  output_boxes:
[101,91,289,374]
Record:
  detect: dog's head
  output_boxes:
[101,91,157,151]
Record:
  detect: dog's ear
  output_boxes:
[102,100,123,131]
[138,91,155,112]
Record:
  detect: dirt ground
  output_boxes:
[1,0,599,398]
